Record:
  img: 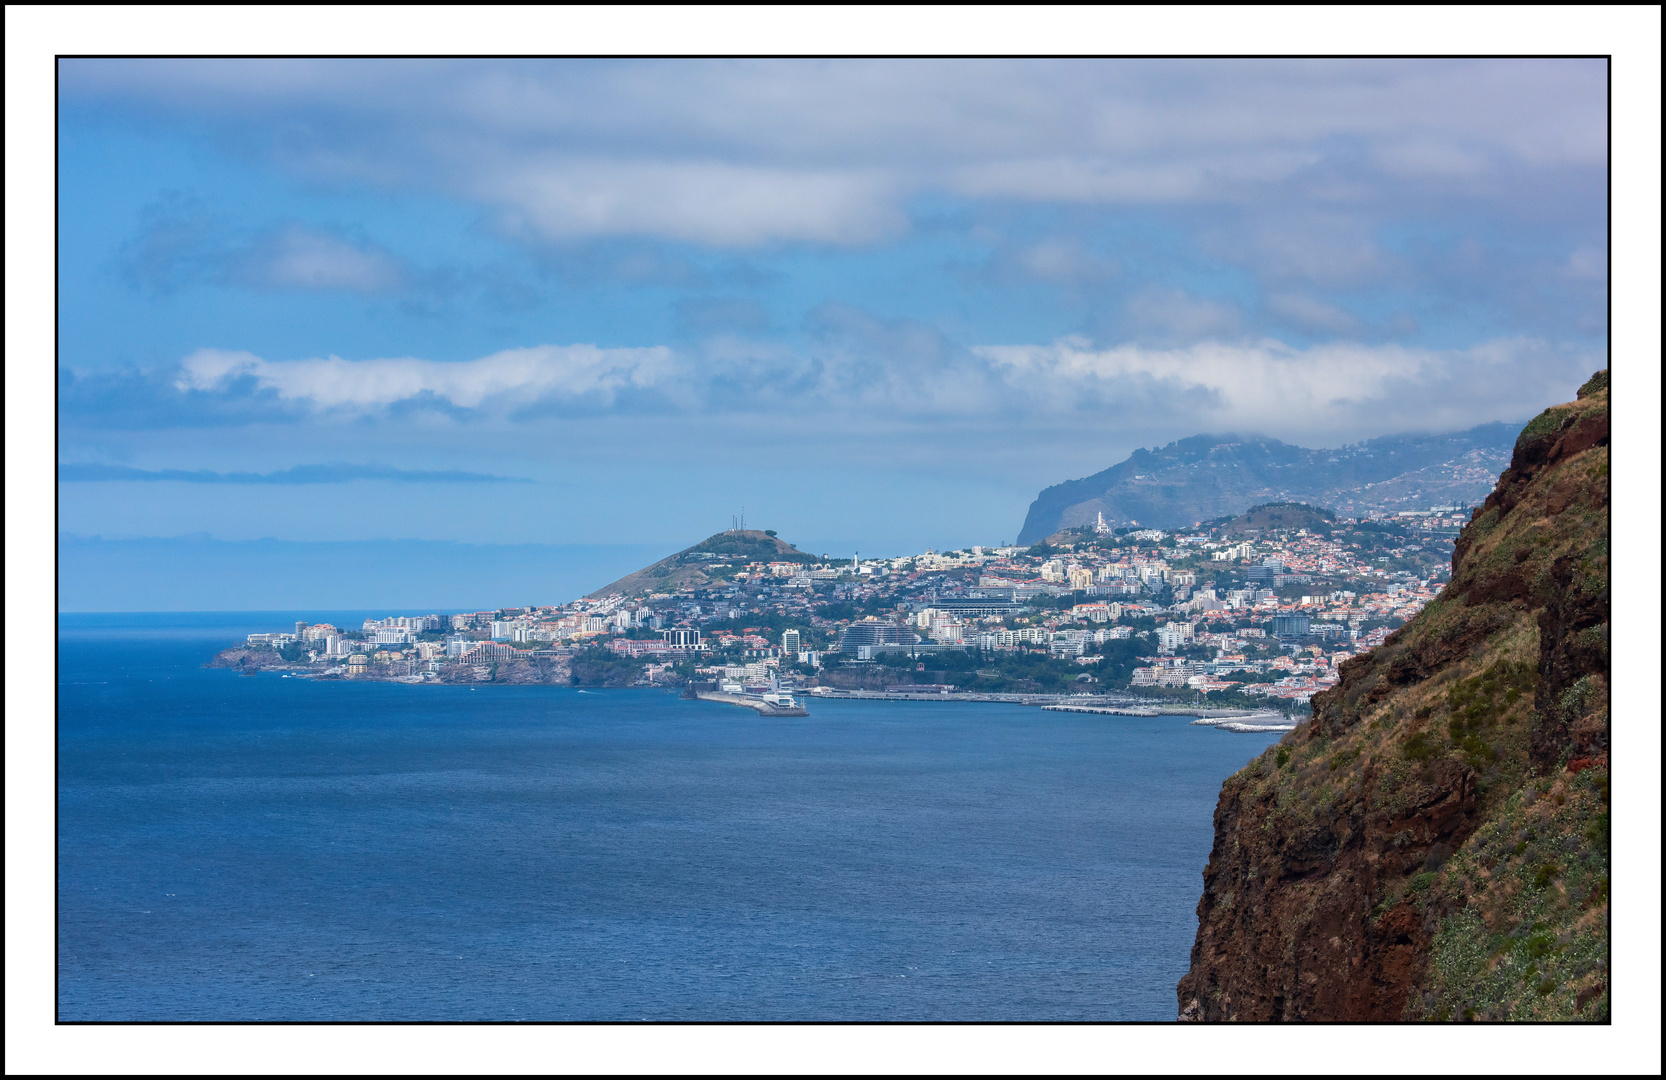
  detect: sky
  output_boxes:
[54,58,1611,606]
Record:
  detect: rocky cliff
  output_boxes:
[1177,371,1609,1022]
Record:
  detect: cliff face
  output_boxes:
[1177,372,1609,1022]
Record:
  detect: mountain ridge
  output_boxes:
[1018,421,1521,543]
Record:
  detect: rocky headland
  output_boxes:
[1177,371,1609,1021]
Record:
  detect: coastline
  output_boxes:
[205,647,1298,731]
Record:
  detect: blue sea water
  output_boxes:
[57,613,1282,1021]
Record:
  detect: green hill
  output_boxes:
[585,530,815,599]
[1219,501,1338,536]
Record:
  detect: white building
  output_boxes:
[1156,622,1195,652]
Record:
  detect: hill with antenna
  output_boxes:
[585,529,816,599]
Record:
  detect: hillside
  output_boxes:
[585,529,815,599]
[1017,422,1518,543]
[1218,501,1337,536]
[1177,371,1609,1021]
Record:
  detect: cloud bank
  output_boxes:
[63,59,1606,254]
[175,344,676,410]
[77,331,1594,450]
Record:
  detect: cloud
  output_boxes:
[174,344,676,411]
[799,303,1005,414]
[121,199,407,295]
[480,158,905,247]
[229,225,404,292]
[58,463,530,484]
[58,364,303,429]
[70,320,1597,451]
[1123,288,1244,343]
[972,334,1597,441]
[1265,292,1362,335]
[1205,210,1394,288]
[63,59,1607,254]
[982,236,1120,290]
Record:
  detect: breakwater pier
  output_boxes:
[1186,711,1297,732]
[694,690,810,717]
[809,689,1296,725]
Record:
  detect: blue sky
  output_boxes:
[55,58,1609,605]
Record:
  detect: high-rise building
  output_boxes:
[782,629,802,655]
[1272,614,1311,637]
[835,621,918,652]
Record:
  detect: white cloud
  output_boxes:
[163,326,1597,449]
[973,335,1597,440]
[61,59,1608,251]
[477,159,903,247]
[235,226,403,292]
[176,344,676,410]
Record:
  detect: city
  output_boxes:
[225,501,1465,713]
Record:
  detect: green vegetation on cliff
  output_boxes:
[1178,372,1609,1022]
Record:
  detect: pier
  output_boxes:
[1039,703,1160,716]
[1188,711,1296,732]
[694,690,809,717]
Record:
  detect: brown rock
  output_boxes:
[1178,372,1609,1021]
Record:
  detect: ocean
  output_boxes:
[56,613,1281,1021]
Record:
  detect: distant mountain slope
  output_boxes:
[585,530,814,599]
[1017,422,1519,543]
